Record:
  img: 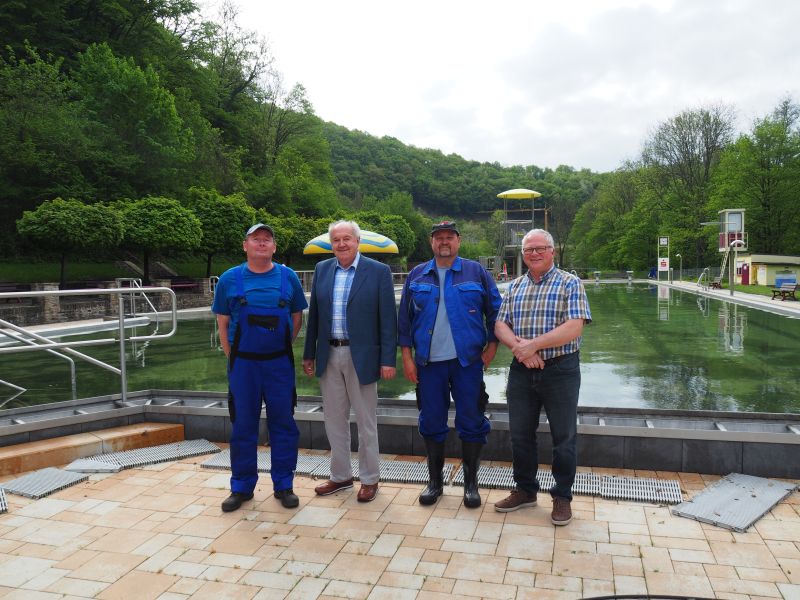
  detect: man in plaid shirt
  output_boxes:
[493,229,591,525]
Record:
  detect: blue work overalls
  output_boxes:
[228,263,299,494]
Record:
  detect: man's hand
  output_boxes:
[481,343,498,370]
[522,352,545,369]
[380,366,396,380]
[302,359,315,377]
[511,337,539,363]
[402,355,418,384]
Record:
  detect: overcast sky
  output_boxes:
[203,0,799,173]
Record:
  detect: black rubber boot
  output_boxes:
[419,438,445,505]
[461,441,483,508]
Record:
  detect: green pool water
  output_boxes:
[1,284,798,413]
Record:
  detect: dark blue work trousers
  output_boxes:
[506,352,581,500]
[228,355,298,494]
[417,359,490,443]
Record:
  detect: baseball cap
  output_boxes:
[245,223,274,238]
[430,220,459,236]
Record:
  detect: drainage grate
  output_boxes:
[200,448,326,476]
[86,439,220,470]
[310,458,359,480]
[378,460,455,484]
[671,473,798,532]
[295,454,326,476]
[450,468,607,497]
[600,476,683,504]
[64,458,122,473]
[0,488,7,513]
[0,468,88,499]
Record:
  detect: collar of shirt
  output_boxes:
[526,263,556,283]
[336,252,360,272]
[422,256,462,275]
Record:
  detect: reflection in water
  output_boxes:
[1,284,798,413]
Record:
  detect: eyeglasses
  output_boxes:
[522,246,552,255]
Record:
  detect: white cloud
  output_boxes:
[202,0,800,172]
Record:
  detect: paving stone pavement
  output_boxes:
[0,447,798,600]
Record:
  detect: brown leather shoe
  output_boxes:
[494,489,537,513]
[357,483,378,502]
[551,496,572,526]
[314,479,354,496]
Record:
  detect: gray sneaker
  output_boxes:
[494,490,537,512]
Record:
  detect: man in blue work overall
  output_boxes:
[398,221,502,508]
[212,223,308,511]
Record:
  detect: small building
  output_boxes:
[735,254,800,286]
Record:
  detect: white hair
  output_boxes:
[521,228,554,248]
[328,220,361,239]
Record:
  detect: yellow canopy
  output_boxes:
[497,188,542,199]
[303,230,399,255]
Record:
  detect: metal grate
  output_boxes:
[86,439,220,470]
[310,458,359,480]
[671,473,798,532]
[600,476,683,504]
[0,468,88,499]
[295,454,327,476]
[0,487,7,513]
[64,458,122,473]
[378,460,455,484]
[200,448,326,476]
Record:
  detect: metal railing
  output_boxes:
[697,267,711,290]
[0,287,178,405]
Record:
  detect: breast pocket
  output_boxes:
[455,281,484,311]
[409,282,435,312]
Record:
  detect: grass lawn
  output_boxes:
[0,261,131,283]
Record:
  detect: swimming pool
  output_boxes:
[1,284,798,413]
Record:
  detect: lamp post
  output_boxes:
[675,253,682,282]
[729,239,745,297]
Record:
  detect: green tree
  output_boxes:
[184,187,255,276]
[710,98,800,255]
[118,196,201,284]
[72,43,193,199]
[642,104,735,265]
[16,198,123,286]
[0,46,96,252]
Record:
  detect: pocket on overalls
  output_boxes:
[227,388,236,423]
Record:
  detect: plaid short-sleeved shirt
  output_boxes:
[497,265,592,360]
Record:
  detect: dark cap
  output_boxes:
[245,223,274,238]
[430,220,459,236]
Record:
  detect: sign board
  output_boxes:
[659,237,669,247]
[658,257,670,272]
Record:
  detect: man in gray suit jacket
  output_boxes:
[302,220,397,502]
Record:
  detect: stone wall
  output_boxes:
[0,280,214,326]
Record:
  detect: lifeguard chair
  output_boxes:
[716,209,747,287]
[496,188,547,277]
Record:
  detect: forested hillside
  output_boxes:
[2,0,798,273]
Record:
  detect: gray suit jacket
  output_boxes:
[303,254,397,385]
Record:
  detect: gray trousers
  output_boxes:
[319,346,380,485]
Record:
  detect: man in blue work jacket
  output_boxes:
[212,223,308,512]
[398,221,502,508]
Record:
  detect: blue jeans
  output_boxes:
[505,352,581,500]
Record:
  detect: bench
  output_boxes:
[709,277,722,289]
[771,283,798,301]
[0,283,32,303]
[169,277,200,292]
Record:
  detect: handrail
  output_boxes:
[0,287,178,404]
[697,267,710,290]
[0,379,26,408]
[115,278,160,329]
[1,329,77,400]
